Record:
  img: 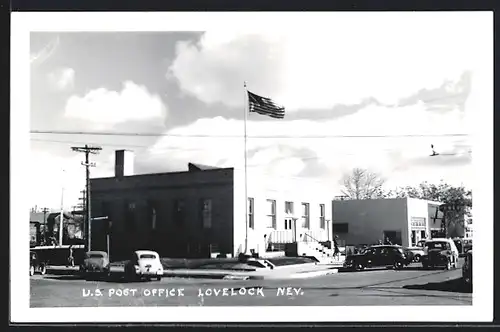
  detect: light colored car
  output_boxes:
[421,238,459,270]
[407,247,425,262]
[124,250,163,281]
[407,240,427,262]
[80,251,110,280]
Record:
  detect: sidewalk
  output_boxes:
[46,263,339,280]
[46,265,124,274]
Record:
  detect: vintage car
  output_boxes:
[124,250,164,281]
[462,250,472,285]
[463,239,473,253]
[30,251,47,276]
[407,240,426,262]
[79,251,110,280]
[343,245,413,271]
[421,238,459,270]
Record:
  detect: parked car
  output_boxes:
[452,237,465,255]
[407,243,426,262]
[124,250,163,281]
[343,245,413,271]
[416,239,427,248]
[421,238,459,270]
[80,251,110,280]
[462,250,472,285]
[463,239,473,253]
[30,251,47,276]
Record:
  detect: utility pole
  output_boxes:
[59,169,66,247]
[71,145,102,252]
[76,189,86,242]
[41,207,49,245]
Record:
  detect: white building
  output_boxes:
[332,198,444,247]
[233,169,333,257]
[464,215,473,238]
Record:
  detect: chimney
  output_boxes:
[115,150,135,177]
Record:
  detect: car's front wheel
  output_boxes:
[39,264,46,275]
[414,255,421,263]
[446,259,452,270]
[29,265,35,276]
[355,263,365,271]
[393,261,404,270]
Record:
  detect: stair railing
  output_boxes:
[303,232,322,244]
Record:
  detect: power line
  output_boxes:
[30,130,469,139]
[31,138,149,149]
[31,138,471,158]
[30,138,219,152]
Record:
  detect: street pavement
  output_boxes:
[30,263,472,307]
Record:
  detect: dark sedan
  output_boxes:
[343,245,413,271]
[79,251,110,280]
[462,250,472,285]
[30,251,47,276]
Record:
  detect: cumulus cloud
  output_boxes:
[168,15,484,110]
[144,94,472,193]
[64,81,167,129]
[47,67,75,91]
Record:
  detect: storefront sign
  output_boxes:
[411,217,426,228]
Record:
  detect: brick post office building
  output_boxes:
[90,150,334,261]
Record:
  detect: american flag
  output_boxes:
[247,90,285,119]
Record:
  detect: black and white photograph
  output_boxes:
[11,11,493,323]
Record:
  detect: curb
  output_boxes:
[261,268,339,280]
[44,266,339,280]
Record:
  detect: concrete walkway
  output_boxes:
[45,262,340,280]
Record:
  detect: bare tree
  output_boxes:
[340,168,387,199]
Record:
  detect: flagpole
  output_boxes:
[243,81,249,255]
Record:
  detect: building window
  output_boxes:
[383,230,402,245]
[301,203,310,228]
[319,204,325,229]
[147,200,157,230]
[248,198,254,229]
[285,201,294,215]
[333,223,349,233]
[265,199,276,228]
[125,201,136,231]
[173,199,185,226]
[201,199,212,229]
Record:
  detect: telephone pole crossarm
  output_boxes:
[71,145,102,252]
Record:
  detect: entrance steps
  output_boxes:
[298,241,345,266]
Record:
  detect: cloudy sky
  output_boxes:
[28,13,489,210]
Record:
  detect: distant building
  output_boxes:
[90,150,333,261]
[332,198,447,247]
[464,215,473,238]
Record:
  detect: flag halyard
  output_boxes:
[247,91,285,119]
